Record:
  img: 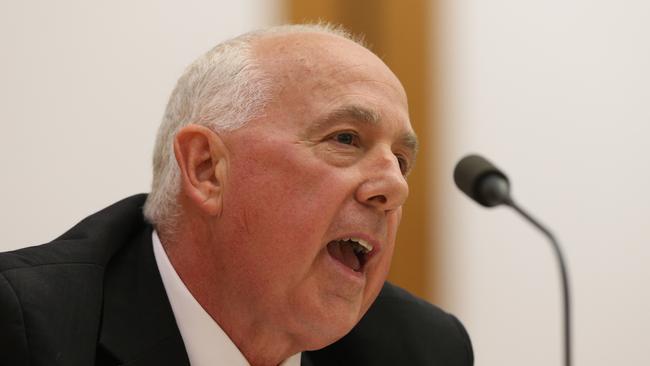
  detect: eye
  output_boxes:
[332,132,359,146]
[395,155,410,175]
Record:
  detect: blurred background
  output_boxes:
[1,0,648,364]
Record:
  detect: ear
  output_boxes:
[173,124,229,216]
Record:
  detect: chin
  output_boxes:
[299,323,355,352]
[294,299,366,351]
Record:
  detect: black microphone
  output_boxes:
[453,154,512,207]
[453,154,572,366]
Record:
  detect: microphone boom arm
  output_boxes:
[504,198,572,366]
[453,154,573,366]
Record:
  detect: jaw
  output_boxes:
[284,266,367,350]
[290,246,391,351]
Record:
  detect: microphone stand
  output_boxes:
[504,197,572,366]
[454,154,573,366]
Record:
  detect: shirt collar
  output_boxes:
[152,230,301,366]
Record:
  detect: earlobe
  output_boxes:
[173,124,229,217]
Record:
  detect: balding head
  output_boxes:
[144,24,365,232]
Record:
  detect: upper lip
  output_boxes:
[338,236,373,252]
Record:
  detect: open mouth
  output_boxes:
[326,237,373,272]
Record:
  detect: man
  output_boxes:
[0,24,473,365]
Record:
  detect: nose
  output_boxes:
[355,149,409,212]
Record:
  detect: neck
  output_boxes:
[159,223,301,366]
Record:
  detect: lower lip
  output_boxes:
[325,250,366,284]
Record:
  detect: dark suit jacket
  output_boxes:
[0,195,473,366]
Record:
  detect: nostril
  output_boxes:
[369,195,387,204]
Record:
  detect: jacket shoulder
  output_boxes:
[0,194,149,272]
[0,194,150,366]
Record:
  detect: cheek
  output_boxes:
[362,210,400,309]
[388,207,402,239]
[222,141,351,269]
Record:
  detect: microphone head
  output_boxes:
[454,154,511,207]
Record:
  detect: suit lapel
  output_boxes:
[97,225,190,366]
[300,353,316,366]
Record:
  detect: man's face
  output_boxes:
[214,33,417,349]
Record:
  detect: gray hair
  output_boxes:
[143,23,360,231]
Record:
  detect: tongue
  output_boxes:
[327,241,361,272]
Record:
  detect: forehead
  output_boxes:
[254,32,406,100]
[252,32,415,139]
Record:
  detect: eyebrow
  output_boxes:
[328,104,381,125]
[313,104,419,156]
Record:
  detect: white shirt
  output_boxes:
[152,231,301,366]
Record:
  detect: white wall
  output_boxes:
[0,0,280,250]
[438,0,650,365]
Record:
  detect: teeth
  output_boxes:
[341,237,373,253]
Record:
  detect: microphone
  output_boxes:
[453,154,511,207]
[453,154,572,366]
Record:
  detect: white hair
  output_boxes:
[143,23,360,231]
